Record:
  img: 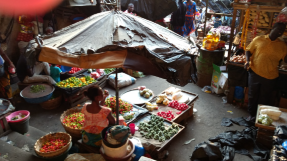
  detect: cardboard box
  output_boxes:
[211,64,224,94]
[218,72,228,90]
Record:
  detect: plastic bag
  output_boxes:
[276,7,287,23]
[201,86,213,93]
[108,73,136,89]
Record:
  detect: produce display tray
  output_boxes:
[141,87,198,123]
[120,89,154,105]
[128,113,185,152]
[255,105,287,131]
[121,104,148,124]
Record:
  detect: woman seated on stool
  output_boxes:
[81,85,115,147]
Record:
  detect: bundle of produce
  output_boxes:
[62,112,85,130]
[139,88,153,98]
[138,115,179,142]
[56,76,96,88]
[258,114,273,126]
[156,94,169,105]
[68,67,83,74]
[260,106,282,120]
[145,102,158,112]
[230,55,246,64]
[168,100,189,111]
[105,96,133,113]
[157,111,175,121]
[30,85,45,93]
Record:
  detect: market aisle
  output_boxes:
[13,75,251,160]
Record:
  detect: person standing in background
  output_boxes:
[124,3,137,16]
[0,48,15,100]
[170,0,186,36]
[50,64,62,83]
[244,23,287,121]
[183,0,198,37]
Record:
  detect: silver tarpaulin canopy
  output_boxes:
[38,10,197,86]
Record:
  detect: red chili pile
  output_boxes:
[40,138,67,153]
[157,111,175,121]
[68,67,83,74]
[168,101,189,111]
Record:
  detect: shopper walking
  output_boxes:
[183,0,198,37]
[170,0,186,36]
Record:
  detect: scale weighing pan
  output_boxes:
[120,89,154,105]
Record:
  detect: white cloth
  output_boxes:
[23,62,56,84]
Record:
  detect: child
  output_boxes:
[50,64,62,83]
[82,86,115,147]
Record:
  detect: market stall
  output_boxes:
[226,2,287,105]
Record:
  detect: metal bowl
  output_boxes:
[20,84,55,104]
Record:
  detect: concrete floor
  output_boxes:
[13,75,253,161]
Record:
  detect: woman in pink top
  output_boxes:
[81,86,115,147]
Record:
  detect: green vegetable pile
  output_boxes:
[104,68,115,74]
[30,85,45,93]
[138,115,179,142]
[258,114,273,126]
[123,113,135,120]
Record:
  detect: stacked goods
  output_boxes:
[229,55,247,64]
[260,106,282,121]
[56,76,96,88]
[165,87,190,104]
[248,10,270,28]
[202,31,221,51]
[138,115,180,142]
[168,101,189,111]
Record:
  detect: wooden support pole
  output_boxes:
[203,0,209,36]
[228,8,238,62]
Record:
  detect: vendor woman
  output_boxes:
[244,22,287,121]
[82,86,115,147]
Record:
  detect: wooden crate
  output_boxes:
[255,105,287,131]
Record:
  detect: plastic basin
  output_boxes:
[6,110,30,123]
[60,66,72,72]
[20,84,55,104]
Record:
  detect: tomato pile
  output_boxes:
[62,112,85,129]
[40,138,67,153]
[68,67,83,74]
[168,101,189,111]
[157,111,175,121]
[105,96,133,114]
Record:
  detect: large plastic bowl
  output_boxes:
[6,110,30,123]
[20,84,55,104]
[60,66,72,72]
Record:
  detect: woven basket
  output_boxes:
[60,107,83,140]
[40,93,63,110]
[34,132,71,158]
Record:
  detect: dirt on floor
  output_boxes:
[12,75,252,161]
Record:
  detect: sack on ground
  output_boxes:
[108,73,136,89]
